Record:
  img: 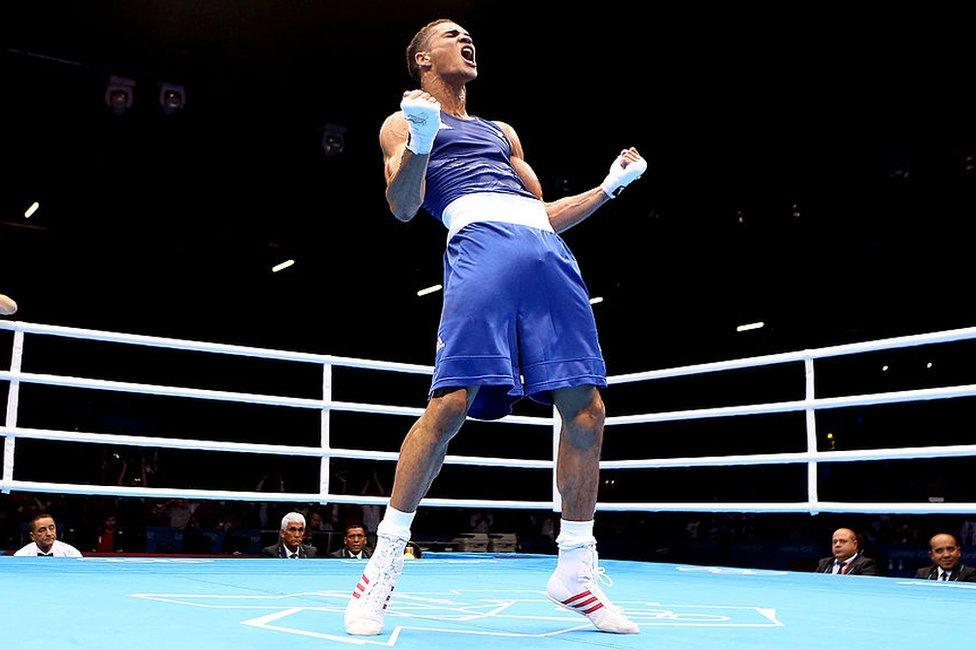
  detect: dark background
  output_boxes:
[1,2,975,569]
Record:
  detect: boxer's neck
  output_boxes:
[423,76,469,119]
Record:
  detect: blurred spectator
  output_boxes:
[960,519,976,547]
[307,511,329,533]
[359,471,386,534]
[166,499,197,529]
[469,511,493,533]
[95,514,124,553]
[255,471,287,528]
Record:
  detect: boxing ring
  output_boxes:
[2,320,976,648]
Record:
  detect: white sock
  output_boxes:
[556,518,595,550]
[377,505,415,539]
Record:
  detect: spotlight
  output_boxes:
[321,123,347,157]
[104,75,135,116]
[159,83,186,116]
[736,321,764,333]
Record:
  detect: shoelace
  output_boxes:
[579,545,629,616]
[579,545,614,588]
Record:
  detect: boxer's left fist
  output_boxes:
[601,147,647,198]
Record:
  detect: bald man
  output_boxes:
[915,533,976,582]
[816,528,880,575]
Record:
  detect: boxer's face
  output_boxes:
[420,22,477,82]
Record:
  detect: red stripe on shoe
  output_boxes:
[561,590,592,605]
[362,575,370,585]
[356,582,366,592]
[573,596,599,609]
[581,602,605,615]
[351,591,360,599]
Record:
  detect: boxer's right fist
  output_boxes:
[400,90,441,155]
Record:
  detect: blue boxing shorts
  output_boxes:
[429,221,606,420]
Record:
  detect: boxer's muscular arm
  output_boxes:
[380,113,427,222]
[495,121,643,234]
[380,91,442,222]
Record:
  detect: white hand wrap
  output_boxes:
[600,155,648,198]
[400,96,442,155]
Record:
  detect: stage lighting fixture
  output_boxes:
[159,83,186,115]
[322,123,347,157]
[104,76,135,116]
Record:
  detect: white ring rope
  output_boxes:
[608,325,976,385]
[604,384,976,426]
[0,320,434,373]
[2,320,976,513]
[0,371,548,426]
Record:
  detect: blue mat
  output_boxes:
[1,553,972,648]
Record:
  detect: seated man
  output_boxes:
[330,524,372,559]
[262,512,317,558]
[915,533,976,582]
[815,528,880,575]
[14,514,83,557]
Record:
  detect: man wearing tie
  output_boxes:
[815,528,880,576]
[262,512,318,559]
[915,533,976,582]
[13,514,83,557]
[329,524,372,559]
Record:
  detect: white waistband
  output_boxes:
[442,192,553,242]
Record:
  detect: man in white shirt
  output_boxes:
[14,514,83,557]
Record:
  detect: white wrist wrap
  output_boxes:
[600,156,647,198]
[400,96,441,155]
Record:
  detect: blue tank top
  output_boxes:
[421,113,540,222]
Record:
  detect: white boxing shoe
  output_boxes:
[343,532,408,635]
[545,542,639,634]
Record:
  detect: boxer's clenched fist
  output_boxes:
[400,90,441,155]
[600,147,647,198]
